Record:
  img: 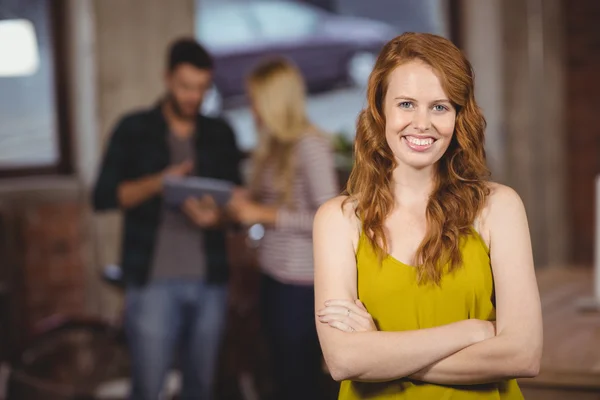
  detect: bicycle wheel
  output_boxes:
[7,319,130,400]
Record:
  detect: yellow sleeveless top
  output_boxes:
[338,229,523,400]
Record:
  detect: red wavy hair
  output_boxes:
[345,32,490,285]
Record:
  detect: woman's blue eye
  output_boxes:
[433,104,447,112]
[398,102,412,109]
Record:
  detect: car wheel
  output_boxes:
[347,51,377,88]
[201,85,223,117]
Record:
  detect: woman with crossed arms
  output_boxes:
[314,32,542,399]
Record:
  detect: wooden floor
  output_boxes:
[518,266,600,399]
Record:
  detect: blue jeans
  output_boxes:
[125,279,228,400]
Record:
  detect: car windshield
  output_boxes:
[196,4,258,48]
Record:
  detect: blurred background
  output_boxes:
[0,0,598,399]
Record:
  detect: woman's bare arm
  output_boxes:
[410,184,543,384]
[314,196,494,382]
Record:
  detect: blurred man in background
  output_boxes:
[93,38,242,400]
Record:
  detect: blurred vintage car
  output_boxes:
[196,0,397,114]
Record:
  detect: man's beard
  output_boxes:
[166,93,198,120]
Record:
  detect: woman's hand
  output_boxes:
[317,299,377,333]
[228,187,277,225]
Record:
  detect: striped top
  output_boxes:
[257,134,339,284]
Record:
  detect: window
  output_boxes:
[0,19,39,77]
[0,0,70,176]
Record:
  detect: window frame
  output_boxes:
[0,0,72,178]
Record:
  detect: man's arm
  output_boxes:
[118,161,192,209]
[93,118,130,211]
[314,197,494,382]
[410,184,543,384]
[93,117,193,211]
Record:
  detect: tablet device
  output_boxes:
[163,176,235,208]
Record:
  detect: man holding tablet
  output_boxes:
[93,38,242,400]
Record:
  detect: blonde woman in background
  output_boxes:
[228,58,339,400]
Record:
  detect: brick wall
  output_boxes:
[0,181,88,351]
[17,203,86,334]
[565,0,600,264]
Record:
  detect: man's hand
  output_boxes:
[182,195,221,228]
[163,160,193,178]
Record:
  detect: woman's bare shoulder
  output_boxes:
[317,195,358,222]
[483,182,523,212]
[478,182,526,242]
[315,195,361,244]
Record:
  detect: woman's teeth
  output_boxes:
[406,136,434,146]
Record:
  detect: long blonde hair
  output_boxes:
[247,58,313,205]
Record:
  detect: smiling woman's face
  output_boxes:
[383,60,456,171]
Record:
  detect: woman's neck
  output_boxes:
[392,165,436,207]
